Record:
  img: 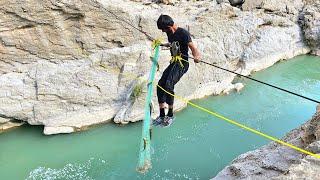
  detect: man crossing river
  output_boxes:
[154,14,201,127]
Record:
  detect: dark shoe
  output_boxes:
[162,116,175,127]
[153,116,165,126]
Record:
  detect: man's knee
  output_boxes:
[165,80,174,92]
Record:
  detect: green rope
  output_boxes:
[137,44,160,173]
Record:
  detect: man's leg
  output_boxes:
[157,74,169,118]
[167,105,173,117]
[162,64,186,126]
[159,103,166,117]
[154,83,167,125]
[154,64,172,124]
[165,64,186,117]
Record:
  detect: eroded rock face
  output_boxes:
[213,105,320,179]
[0,121,24,132]
[300,1,320,55]
[130,0,178,5]
[0,0,316,134]
[213,130,305,179]
[243,0,304,12]
[303,104,320,144]
[0,0,154,134]
[242,0,320,55]
[274,154,320,180]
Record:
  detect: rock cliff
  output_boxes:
[0,0,316,135]
[213,105,320,179]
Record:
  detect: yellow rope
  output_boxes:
[156,85,320,159]
[170,54,184,67]
[87,47,320,159]
[73,10,320,160]
[100,62,320,159]
[151,38,162,49]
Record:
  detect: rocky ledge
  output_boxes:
[213,105,320,179]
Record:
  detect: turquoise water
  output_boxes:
[0,55,319,179]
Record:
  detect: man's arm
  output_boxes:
[160,43,171,47]
[188,42,201,63]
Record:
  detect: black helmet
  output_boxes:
[157,15,174,30]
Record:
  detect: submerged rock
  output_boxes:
[222,83,244,94]
[0,121,25,132]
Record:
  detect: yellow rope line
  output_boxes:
[91,50,320,159]
[100,61,320,159]
[71,11,320,159]
[156,85,320,159]
[171,54,184,67]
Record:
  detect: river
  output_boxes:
[0,55,319,179]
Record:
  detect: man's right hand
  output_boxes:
[193,55,201,63]
[188,42,201,63]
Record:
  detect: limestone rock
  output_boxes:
[131,0,178,5]
[157,0,178,5]
[0,121,25,132]
[213,105,320,179]
[300,1,320,55]
[242,0,304,19]
[274,155,320,180]
[213,130,304,179]
[44,126,75,135]
[222,83,244,94]
[306,141,320,154]
[242,0,263,11]
[0,117,10,123]
[302,105,320,144]
[0,0,317,134]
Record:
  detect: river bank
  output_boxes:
[213,105,320,179]
[1,55,319,179]
[1,0,318,134]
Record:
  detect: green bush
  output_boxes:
[131,81,146,100]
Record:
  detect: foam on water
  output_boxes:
[26,158,108,180]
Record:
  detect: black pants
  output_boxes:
[157,62,189,106]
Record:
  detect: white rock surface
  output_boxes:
[0,117,10,123]
[222,82,244,94]
[274,155,320,180]
[43,126,75,135]
[0,0,317,134]
[0,121,24,132]
[300,0,320,55]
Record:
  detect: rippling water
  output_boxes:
[0,55,319,179]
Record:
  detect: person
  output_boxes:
[154,14,201,126]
